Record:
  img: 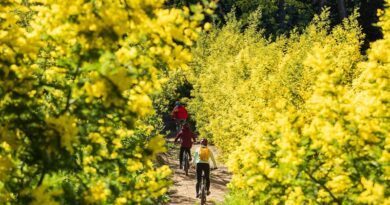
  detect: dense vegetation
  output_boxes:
[0,0,214,204]
[167,0,384,49]
[185,2,389,204]
[1,0,388,204]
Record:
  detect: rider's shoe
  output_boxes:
[196,193,200,198]
[207,191,211,196]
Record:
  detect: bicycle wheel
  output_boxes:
[184,152,189,176]
[200,175,207,205]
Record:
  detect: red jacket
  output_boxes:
[174,127,196,148]
[172,105,188,120]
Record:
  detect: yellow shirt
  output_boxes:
[193,146,217,168]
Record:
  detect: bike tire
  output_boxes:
[200,176,207,205]
[184,153,189,176]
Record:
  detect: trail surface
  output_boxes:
[163,138,231,205]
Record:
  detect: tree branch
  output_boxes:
[37,164,46,186]
[304,170,341,205]
[59,62,81,115]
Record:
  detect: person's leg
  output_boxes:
[174,119,180,132]
[196,163,202,197]
[184,147,192,161]
[179,147,184,169]
[205,163,210,194]
[176,119,180,132]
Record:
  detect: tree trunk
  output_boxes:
[320,0,326,7]
[278,0,286,32]
[337,0,347,19]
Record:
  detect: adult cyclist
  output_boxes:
[171,101,188,131]
[193,138,217,198]
[174,123,196,169]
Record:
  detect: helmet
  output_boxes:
[182,123,189,129]
[200,138,208,146]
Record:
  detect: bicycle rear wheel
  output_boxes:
[184,152,189,176]
[200,175,207,205]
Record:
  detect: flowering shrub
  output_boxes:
[188,3,389,204]
[0,0,214,204]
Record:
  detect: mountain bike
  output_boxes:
[199,167,217,205]
[182,150,190,176]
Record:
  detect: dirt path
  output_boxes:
[163,139,231,205]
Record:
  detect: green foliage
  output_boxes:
[222,190,252,205]
[187,4,389,204]
[152,70,192,115]
[234,0,315,36]
[169,1,385,51]
[188,10,363,158]
[0,0,213,204]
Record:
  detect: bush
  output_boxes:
[0,0,214,204]
[188,3,389,204]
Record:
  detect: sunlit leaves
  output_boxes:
[188,3,389,204]
[0,0,213,204]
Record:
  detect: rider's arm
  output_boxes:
[193,149,199,166]
[174,131,181,143]
[171,106,178,117]
[210,150,217,168]
[191,132,196,143]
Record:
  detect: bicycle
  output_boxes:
[175,140,191,176]
[199,167,217,205]
[182,150,190,176]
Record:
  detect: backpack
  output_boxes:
[199,147,210,161]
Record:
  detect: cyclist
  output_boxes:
[174,123,196,169]
[171,101,188,131]
[193,138,217,198]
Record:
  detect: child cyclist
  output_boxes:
[193,138,217,198]
[174,123,196,169]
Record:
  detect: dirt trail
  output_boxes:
[163,139,231,205]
